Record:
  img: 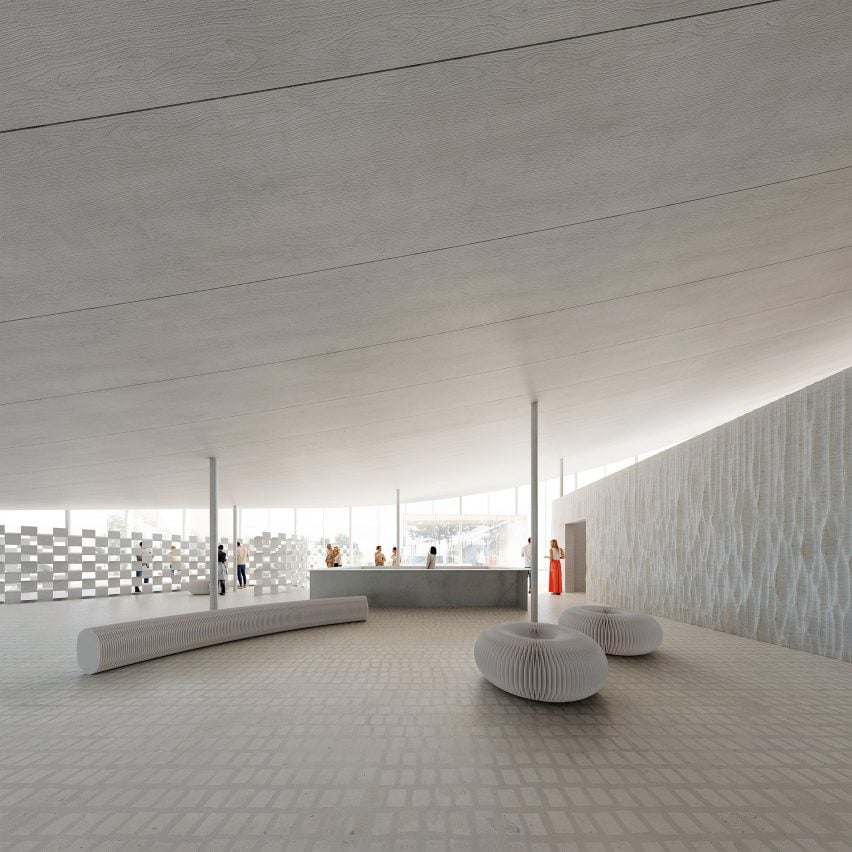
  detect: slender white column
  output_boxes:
[348,506,353,565]
[182,508,187,540]
[64,509,71,534]
[209,458,218,612]
[530,401,539,622]
[232,504,238,592]
[395,489,401,565]
[559,457,564,497]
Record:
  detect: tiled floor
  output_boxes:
[0,586,850,851]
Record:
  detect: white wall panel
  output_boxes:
[552,369,851,661]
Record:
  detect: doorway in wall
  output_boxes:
[563,521,586,593]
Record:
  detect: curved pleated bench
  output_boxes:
[559,605,663,655]
[186,578,210,595]
[78,596,368,674]
[474,622,607,702]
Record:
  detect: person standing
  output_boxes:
[168,543,180,574]
[134,540,152,593]
[548,539,565,595]
[391,547,400,566]
[217,544,227,595]
[168,543,181,589]
[332,545,342,567]
[236,540,249,588]
[325,543,335,568]
[521,537,532,593]
[374,546,386,566]
[134,540,144,593]
[424,546,437,570]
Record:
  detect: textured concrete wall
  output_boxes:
[552,369,851,661]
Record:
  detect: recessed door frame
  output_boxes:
[564,520,587,593]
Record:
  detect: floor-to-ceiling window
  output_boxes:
[2,445,678,585]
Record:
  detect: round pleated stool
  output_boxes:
[473,622,608,702]
[559,605,663,655]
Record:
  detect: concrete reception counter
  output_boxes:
[309,567,528,608]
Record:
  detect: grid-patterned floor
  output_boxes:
[0,588,850,851]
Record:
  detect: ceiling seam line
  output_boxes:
[0,0,787,135]
[4,311,848,480]
[3,286,850,451]
[0,244,852,407]
[2,243,851,408]
[3,161,850,326]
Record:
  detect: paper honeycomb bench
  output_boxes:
[77,596,368,674]
[559,605,663,655]
[474,621,608,702]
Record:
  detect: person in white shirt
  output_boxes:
[521,537,533,593]
[134,540,153,593]
[236,540,250,588]
[425,546,437,569]
[168,543,181,587]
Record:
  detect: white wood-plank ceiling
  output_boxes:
[1,0,851,508]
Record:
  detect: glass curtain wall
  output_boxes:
[403,490,525,567]
[4,446,676,572]
[323,507,349,564]
[269,509,295,537]
[351,506,378,566]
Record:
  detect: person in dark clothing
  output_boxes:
[134,542,143,593]
[217,544,227,595]
[134,540,150,593]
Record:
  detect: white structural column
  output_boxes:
[209,457,218,612]
[232,504,238,592]
[64,509,71,534]
[559,457,564,497]
[530,401,539,622]
[348,507,353,566]
[395,489,401,564]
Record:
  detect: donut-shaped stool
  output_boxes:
[474,621,607,702]
[559,605,662,655]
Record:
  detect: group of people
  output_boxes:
[521,537,566,594]
[324,544,407,566]
[213,541,250,595]
[134,541,187,593]
[323,544,437,567]
[325,541,564,577]
[373,545,403,566]
[324,543,403,567]
[133,540,250,595]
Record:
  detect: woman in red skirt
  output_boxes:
[548,539,565,595]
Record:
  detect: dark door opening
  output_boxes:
[564,521,587,593]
